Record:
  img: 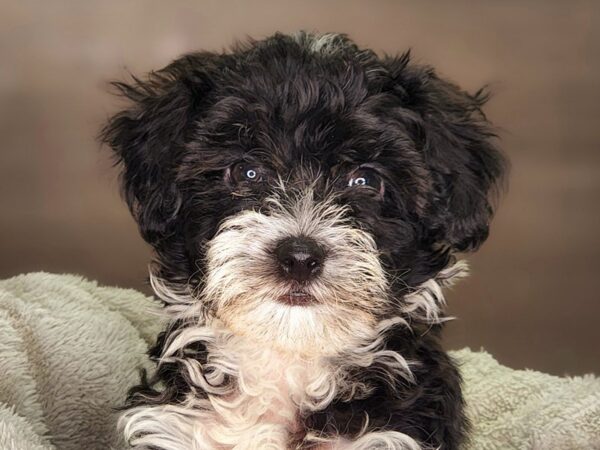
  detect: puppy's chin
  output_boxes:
[213,299,377,357]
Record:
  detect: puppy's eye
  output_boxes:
[348,176,368,187]
[228,162,268,184]
[347,168,384,195]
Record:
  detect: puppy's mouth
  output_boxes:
[277,289,315,306]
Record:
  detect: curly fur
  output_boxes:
[101,31,506,449]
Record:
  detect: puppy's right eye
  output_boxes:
[228,162,268,184]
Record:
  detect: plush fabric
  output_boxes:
[0,273,162,450]
[0,272,598,450]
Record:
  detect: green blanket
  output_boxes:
[0,273,598,449]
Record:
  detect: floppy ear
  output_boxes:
[386,55,508,252]
[100,55,216,244]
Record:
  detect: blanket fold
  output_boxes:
[0,273,598,449]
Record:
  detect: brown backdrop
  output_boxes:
[1,1,598,375]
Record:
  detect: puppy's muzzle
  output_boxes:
[275,236,325,283]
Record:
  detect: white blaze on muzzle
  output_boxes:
[201,188,388,355]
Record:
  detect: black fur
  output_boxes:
[101,32,506,449]
[304,324,467,449]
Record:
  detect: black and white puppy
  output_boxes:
[102,32,506,450]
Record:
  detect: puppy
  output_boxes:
[101,32,506,450]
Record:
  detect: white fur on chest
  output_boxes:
[205,339,328,446]
[121,312,433,450]
[121,324,345,449]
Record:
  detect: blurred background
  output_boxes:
[1,0,598,375]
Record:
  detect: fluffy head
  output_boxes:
[101,32,506,354]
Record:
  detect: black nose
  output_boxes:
[275,237,325,282]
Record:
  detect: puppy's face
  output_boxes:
[102,33,505,354]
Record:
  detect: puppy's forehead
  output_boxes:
[201,72,383,172]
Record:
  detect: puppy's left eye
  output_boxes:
[347,168,384,195]
[229,162,268,184]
